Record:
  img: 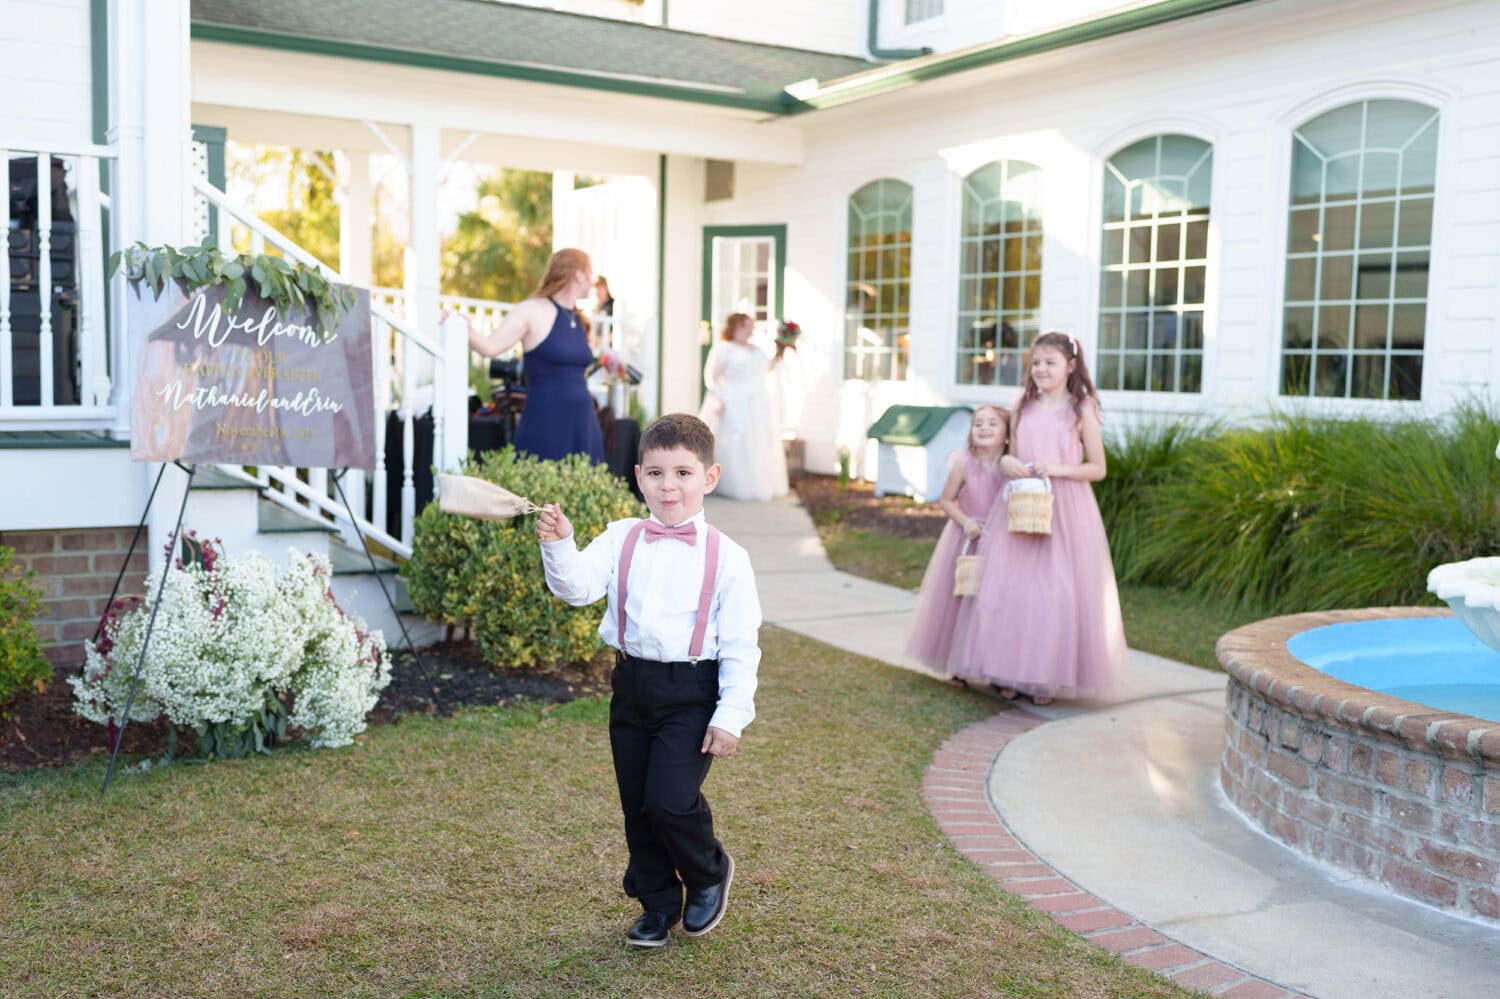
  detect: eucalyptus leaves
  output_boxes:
[109,239,356,327]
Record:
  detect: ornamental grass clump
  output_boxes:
[1099,401,1500,614]
[70,537,389,758]
[403,446,645,669]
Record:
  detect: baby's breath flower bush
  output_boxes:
[403,447,645,669]
[70,538,389,758]
[0,544,50,714]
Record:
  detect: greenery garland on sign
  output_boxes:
[108,239,356,327]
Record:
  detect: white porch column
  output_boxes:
[108,0,192,569]
[658,155,707,416]
[340,151,373,288]
[409,125,441,343]
[404,123,442,537]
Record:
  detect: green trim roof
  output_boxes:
[789,0,1265,112]
[191,0,1267,115]
[867,405,971,446]
[190,0,876,113]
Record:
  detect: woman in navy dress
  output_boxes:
[464,248,604,464]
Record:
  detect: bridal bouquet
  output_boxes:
[775,320,802,350]
[588,348,643,385]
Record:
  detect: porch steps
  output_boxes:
[327,537,441,646]
[174,465,439,647]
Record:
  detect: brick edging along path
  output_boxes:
[924,708,1309,999]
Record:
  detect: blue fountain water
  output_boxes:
[1288,618,1500,723]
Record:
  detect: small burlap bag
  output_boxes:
[437,474,542,521]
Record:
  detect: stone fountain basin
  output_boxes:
[1218,607,1500,925]
[1428,557,1500,655]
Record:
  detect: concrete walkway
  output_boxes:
[707,494,1500,999]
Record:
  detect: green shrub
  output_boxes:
[1279,401,1500,610]
[0,545,50,714]
[1096,416,1214,583]
[1103,403,1500,614]
[1128,412,1322,609]
[402,447,645,669]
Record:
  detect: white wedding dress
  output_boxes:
[698,341,789,501]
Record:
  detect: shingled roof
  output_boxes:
[190,0,878,113]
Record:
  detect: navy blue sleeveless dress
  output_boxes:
[513,298,605,464]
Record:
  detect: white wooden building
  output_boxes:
[3,0,1498,658]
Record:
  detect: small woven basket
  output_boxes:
[1005,478,1053,535]
[953,537,983,597]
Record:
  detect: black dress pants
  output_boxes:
[609,654,729,915]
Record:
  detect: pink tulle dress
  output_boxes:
[905,451,1005,673]
[954,401,1128,697]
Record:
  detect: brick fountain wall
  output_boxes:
[1219,608,1500,924]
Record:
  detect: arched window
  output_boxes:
[1097,134,1212,393]
[1281,99,1438,400]
[956,160,1042,387]
[845,179,913,381]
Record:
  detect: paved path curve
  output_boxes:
[708,495,1500,999]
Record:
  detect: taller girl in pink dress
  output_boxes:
[905,405,1007,679]
[959,333,1128,703]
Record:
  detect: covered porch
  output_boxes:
[4,0,864,567]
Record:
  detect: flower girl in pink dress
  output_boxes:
[905,405,1008,683]
[957,332,1128,704]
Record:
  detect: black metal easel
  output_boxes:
[100,462,196,798]
[95,462,448,799]
[331,469,447,717]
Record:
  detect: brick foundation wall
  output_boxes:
[1219,608,1500,925]
[0,528,149,666]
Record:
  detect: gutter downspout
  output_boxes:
[868,0,931,60]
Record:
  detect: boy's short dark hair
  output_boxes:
[640,413,715,468]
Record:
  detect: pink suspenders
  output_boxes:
[616,520,722,661]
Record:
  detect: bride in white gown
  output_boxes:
[698,313,789,501]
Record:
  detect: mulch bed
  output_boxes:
[3,474,916,775]
[1,642,611,775]
[789,472,948,541]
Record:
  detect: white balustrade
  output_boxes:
[194,177,467,559]
[0,143,116,424]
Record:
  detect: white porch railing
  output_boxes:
[0,143,115,426]
[373,287,621,357]
[194,177,469,560]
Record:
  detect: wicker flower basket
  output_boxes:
[953,537,983,597]
[1005,478,1053,535]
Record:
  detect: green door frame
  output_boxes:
[699,224,787,400]
[191,125,228,243]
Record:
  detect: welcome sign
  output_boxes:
[128,280,375,470]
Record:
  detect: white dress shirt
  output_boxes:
[541,509,762,737]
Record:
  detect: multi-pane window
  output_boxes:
[845,179,913,381]
[905,0,943,23]
[1097,134,1212,393]
[956,160,1042,387]
[1281,100,1437,400]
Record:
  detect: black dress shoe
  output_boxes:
[625,909,679,948]
[682,854,734,937]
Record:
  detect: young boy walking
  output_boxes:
[534,413,762,947]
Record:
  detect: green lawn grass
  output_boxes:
[0,628,1187,997]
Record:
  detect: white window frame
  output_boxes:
[954,159,1044,390]
[1265,80,1455,415]
[843,178,915,383]
[904,0,943,25]
[1096,134,1214,396]
[1278,99,1439,403]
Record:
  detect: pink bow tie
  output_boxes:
[642,520,697,545]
